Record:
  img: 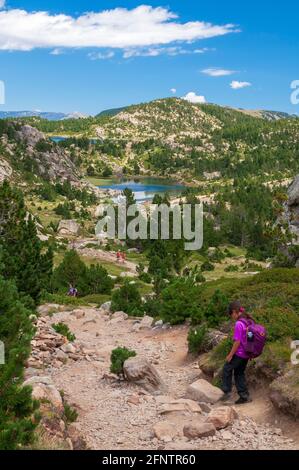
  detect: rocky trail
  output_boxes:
[71,239,139,276]
[26,305,298,451]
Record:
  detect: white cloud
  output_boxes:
[0,6,238,52]
[123,46,205,59]
[202,68,236,77]
[230,80,251,89]
[182,92,206,104]
[0,1,5,10]
[50,48,63,55]
[170,88,177,94]
[88,51,115,60]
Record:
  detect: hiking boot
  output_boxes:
[220,392,232,402]
[235,396,252,405]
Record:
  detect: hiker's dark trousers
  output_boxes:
[222,355,249,398]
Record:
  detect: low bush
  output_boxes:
[63,403,78,424]
[111,281,143,316]
[52,322,76,342]
[159,278,202,325]
[201,261,215,272]
[51,250,113,297]
[110,347,137,376]
[188,324,208,354]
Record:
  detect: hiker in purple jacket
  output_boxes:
[221,300,253,404]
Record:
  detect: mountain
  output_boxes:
[0,111,88,121]
[96,107,128,117]
[7,98,299,184]
[234,108,296,121]
[0,121,85,186]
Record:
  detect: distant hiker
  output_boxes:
[116,251,121,262]
[68,284,78,297]
[121,252,126,263]
[221,300,267,405]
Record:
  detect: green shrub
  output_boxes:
[139,272,152,284]
[224,265,239,272]
[52,322,76,342]
[188,324,208,354]
[195,273,206,283]
[0,275,39,450]
[51,250,113,297]
[201,261,215,272]
[111,281,143,316]
[204,289,229,327]
[159,278,202,325]
[110,347,137,376]
[63,403,78,424]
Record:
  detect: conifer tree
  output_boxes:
[0,181,53,302]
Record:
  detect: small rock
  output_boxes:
[183,422,216,439]
[186,379,224,404]
[206,406,238,430]
[111,311,128,321]
[139,315,154,329]
[222,430,233,440]
[153,421,178,442]
[127,395,141,406]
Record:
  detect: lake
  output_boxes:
[98,177,185,202]
[51,136,99,144]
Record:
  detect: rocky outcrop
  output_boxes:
[123,356,166,394]
[278,175,299,266]
[58,220,80,236]
[27,315,98,369]
[270,368,299,419]
[0,157,12,182]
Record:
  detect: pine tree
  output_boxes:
[0,181,53,302]
[0,265,39,450]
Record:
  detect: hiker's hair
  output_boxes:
[228,300,254,320]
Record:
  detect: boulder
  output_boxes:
[111,311,128,321]
[139,315,154,329]
[23,376,53,387]
[72,309,86,319]
[206,406,238,430]
[201,329,228,353]
[183,422,216,439]
[123,356,166,394]
[101,301,112,313]
[58,220,80,236]
[37,304,62,316]
[31,383,63,411]
[270,368,299,419]
[186,379,224,404]
[158,399,202,415]
[61,343,76,354]
[153,421,178,442]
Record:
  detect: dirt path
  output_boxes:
[42,307,299,450]
[71,239,138,275]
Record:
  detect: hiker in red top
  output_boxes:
[221,300,253,405]
[116,251,121,262]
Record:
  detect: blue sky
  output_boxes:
[0,1,298,114]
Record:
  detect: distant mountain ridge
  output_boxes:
[0,111,88,121]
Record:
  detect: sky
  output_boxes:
[0,0,298,115]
